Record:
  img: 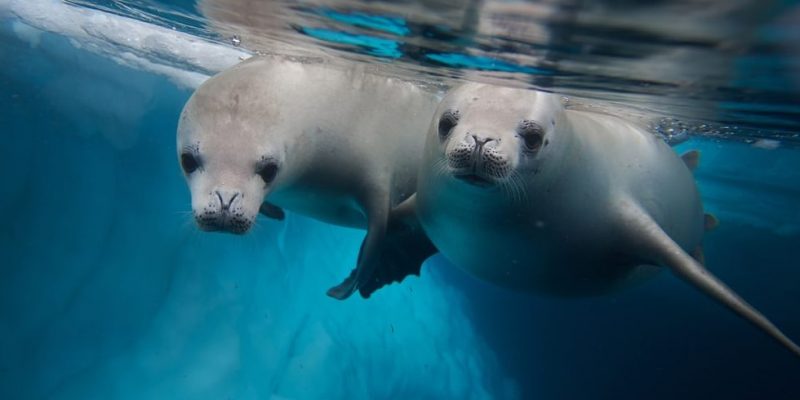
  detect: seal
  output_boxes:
[408,82,800,356]
[177,55,438,299]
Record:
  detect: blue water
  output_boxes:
[1,1,800,399]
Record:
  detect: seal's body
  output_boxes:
[410,82,800,356]
[420,103,702,295]
[177,56,439,298]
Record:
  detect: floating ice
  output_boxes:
[2,0,249,88]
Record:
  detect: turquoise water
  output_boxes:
[1,1,799,399]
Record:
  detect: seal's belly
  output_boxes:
[271,190,367,229]
[295,202,367,229]
[420,197,658,296]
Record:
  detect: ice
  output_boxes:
[3,0,248,88]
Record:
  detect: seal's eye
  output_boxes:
[438,109,460,139]
[518,120,544,151]
[256,160,279,184]
[180,152,200,174]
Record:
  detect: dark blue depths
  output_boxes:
[1,27,799,400]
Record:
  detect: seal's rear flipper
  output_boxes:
[259,202,285,220]
[619,201,800,357]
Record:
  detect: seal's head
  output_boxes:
[177,62,287,234]
[430,83,564,188]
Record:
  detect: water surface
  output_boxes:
[1,1,799,399]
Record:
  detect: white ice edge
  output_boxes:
[1,0,250,88]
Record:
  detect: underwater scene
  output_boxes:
[1,0,799,399]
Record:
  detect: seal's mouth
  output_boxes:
[195,213,252,235]
[453,173,495,187]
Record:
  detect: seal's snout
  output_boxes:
[447,133,509,186]
[194,188,253,234]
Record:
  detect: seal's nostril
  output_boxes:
[471,134,494,147]
[229,192,239,209]
[470,134,497,160]
[215,190,240,211]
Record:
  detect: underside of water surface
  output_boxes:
[1,1,799,399]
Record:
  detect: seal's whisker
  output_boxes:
[512,179,523,204]
[433,158,449,178]
[242,222,264,253]
[250,215,267,234]
[507,171,527,205]
[515,172,529,203]
[179,219,201,245]
[499,174,514,203]
[507,173,521,204]
[179,212,197,231]
[500,178,515,203]
[510,178,523,204]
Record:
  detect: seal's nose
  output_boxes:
[472,134,490,144]
[471,134,497,148]
[215,189,240,211]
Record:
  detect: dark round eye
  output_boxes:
[438,109,460,139]
[256,160,279,184]
[518,120,544,151]
[180,152,200,174]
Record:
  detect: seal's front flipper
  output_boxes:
[681,150,700,172]
[704,213,719,231]
[691,245,706,266]
[326,267,358,299]
[619,201,800,357]
[327,195,389,300]
[391,194,419,222]
[327,195,437,300]
[357,203,437,298]
[259,202,285,220]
